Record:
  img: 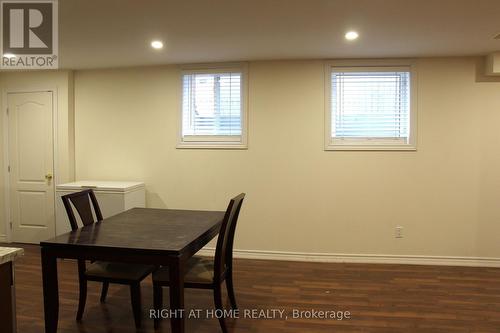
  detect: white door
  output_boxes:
[8,91,55,243]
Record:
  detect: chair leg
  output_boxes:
[153,283,163,330]
[213,284,228,333]
[100,282,109,303]
[226,270,238,310]
[129,283,142,329]
[76,278,87,321]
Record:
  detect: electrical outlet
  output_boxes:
[395,226,403,238]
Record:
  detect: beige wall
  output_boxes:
[0,59,497,259]
[0,70,75,240]
[73,57,499,258]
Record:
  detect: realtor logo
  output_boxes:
[1,0,58,69]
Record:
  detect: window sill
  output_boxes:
[176,142,248,150]
[325,140,416,151]
[325,145,416,151]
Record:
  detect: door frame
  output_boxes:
[2,87,59,243]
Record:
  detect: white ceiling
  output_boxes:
[59,0,500,69]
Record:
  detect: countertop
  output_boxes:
[0,247,24,265]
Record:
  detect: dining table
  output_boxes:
[40,207,226,333]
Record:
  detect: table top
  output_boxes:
[40,208,225,255]
[0,247,24,265]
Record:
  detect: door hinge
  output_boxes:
[6,107,8,115]
[7,165,10,172]
[9,221,12,229]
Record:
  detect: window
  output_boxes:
[178,64,248,149]
[325,61,417,150]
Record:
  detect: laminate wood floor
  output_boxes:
[9,244,500,333]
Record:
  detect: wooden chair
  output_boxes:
[61,189,155,328]
[152,193,245,332]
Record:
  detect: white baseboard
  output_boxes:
[197,247,500,268]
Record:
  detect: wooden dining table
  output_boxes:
[39,207,225,333]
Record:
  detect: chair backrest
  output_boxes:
[61,189,103,231]
[214,193,245,282]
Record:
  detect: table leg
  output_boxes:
[41,247,58,333]
[0,262,14,333]
[169,257,185,333]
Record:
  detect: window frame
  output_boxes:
[324,59,417,151]
[177,63,248,149]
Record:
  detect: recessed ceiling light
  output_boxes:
[3,53,16,58]
[345,31,359,41]
[151,40,164,49]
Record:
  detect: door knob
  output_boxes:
[45,173,53,181]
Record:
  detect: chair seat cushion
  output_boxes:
[85,261,155,281]
[153,256,214,285]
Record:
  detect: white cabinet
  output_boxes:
[55,181,146,236]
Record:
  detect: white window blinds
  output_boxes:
[182,72,242,138]
[331,70,410,139]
